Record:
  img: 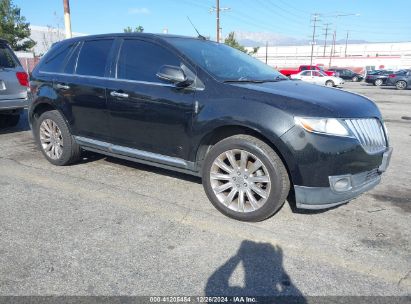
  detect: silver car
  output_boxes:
[0,39,29,128]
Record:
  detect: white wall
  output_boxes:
[251,42,411,71]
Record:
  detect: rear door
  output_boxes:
[106,38,196,159]
[0,42,27,102]
[54,38,115,141]
[299,71,312,82]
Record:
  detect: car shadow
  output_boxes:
[380,87,409,90]
[102,156,202,184]
[205,240,306,301]
[0,110,31,135]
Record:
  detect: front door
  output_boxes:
[106,39,195,160]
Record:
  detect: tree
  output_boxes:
[124,25,144,33]
[224,32,259,55]
[0,0,35,51]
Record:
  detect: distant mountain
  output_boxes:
[232,31,368,47]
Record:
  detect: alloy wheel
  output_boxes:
[210,149,271,213]
[39,119,64,160]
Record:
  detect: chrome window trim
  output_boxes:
[38,71,203,90]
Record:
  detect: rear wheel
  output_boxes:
[352,76,359,82]
[325,80,334,87]
[202,135,290,222]
[35,110,80,165]
[396,80,407,90]
[374,79,383,86]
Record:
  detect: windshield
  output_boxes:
[165,38,287,82]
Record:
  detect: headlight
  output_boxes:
[294,117,350,136]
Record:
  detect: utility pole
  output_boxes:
[210,1,230,43]
[265,41,268,64]
[322,23,331,57]
[63,0,72,39]
[216,0,220,43]
[329,30,336,67]
[344,30,349,57]
[309,14,320,67]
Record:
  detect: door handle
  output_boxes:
[110,91,129,98]
[55,83,70,90]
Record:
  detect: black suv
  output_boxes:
[29,33,392,221]
[328,68,363,82]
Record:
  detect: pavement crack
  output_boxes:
[398,269,411,287]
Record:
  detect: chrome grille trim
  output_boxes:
[344,118,387,154]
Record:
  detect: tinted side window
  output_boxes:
[41,43,74,73]
[300,71,310,76]
[76,39,114,77]
[0,44,18,68]
[117,40,180,82]
[64,43,81,74]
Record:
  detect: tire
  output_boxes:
[0,114,19,128]
[352,76,359,82]
[374,79,383,86]
[396,80,407,90]
[34,110,80,166]
[202,135,290,222]
[325,80,334,87]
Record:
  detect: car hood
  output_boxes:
[230,80,382,119]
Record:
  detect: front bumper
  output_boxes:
[295,147,392,209]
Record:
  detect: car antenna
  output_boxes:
[187,17,207,40]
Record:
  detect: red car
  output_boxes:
[280,65,335,77]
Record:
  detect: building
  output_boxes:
[252,41,411,72]
[29,25,86,55]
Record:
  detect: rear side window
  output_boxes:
[64,43,81,74]
[0,44,19,68]
[116,40,180,82]
[76,39,114,77]
[41,43,74,73]
[300,71,310,76]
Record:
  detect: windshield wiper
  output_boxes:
[223,77,288,83]
[223,79,265,83]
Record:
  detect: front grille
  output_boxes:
[344,118,387,154]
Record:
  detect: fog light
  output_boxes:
[329,175,352,192]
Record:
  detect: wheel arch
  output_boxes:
[29,100,73,133]
[194,124,295,186]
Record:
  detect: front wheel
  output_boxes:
[396,80,407,90]
[352,76,359,82]
[35,110,81,166]
[325,80,334,87]
[202,135,290,222]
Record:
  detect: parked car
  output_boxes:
[386,69,411,90]
[0,39,29,128]
[328,68,363,82]
[290,70,344,87]
[365,70,394,86]
[280,65,335,77]
[29,33,392,221]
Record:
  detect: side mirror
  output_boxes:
[156,65,193,88]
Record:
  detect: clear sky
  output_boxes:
[14,0,411,43]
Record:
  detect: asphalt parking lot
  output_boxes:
[0,82,410,297]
